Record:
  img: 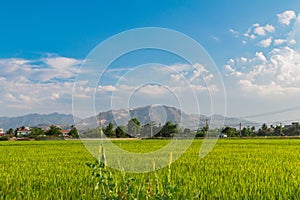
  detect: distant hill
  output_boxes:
[0,113,77,130]
[0,106,258,131]
[77,105,258,130]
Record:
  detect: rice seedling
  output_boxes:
[0,139,299,199]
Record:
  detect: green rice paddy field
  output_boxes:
[0,139,299,199]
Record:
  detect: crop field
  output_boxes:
[0,139,299,199]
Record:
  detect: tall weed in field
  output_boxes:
[86,146,178,199]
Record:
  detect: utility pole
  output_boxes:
[99,113,103,138]
[239,122,242,137]
[205,118,208,137]
[280,123,282,136]
[150,121,153,138]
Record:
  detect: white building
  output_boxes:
[17,127,31,137]
[0,128,4,136]
[219,133,227,138]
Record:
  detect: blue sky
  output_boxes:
[0,1,298,61]
[1,1,300,124]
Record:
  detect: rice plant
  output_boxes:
[0,139,299,199]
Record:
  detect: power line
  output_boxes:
[239,105,300,119]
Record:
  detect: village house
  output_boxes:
[0,128,4,136]
[60,129,71,137]
[284,122,299,129]
[16,127,31,137]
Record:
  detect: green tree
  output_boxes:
[283,123,300,136]
[155,121,178,137]
[241,126,251,136]
[258,123,269,136]
[127,118,140,137]
[141,122,159,138]
[14,128,18,137]
[195,128,206,138]
[29,127,44,138]
[250,126,256,136]
[6,128,14,135]
[45,125,61,136]
[221,126,237,137]
[141,123,151,138]
[104,122,115,137]
[115,126,127,138]
[68,125,79,138]
[274,125,282,136]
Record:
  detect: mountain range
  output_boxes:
[0,105,258,131]
[77,105,258,130]
[0,113,76,130]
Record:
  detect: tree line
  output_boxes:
[2,125,79,139]
[83,117,209,138]
[83,118,300,138]
[2,119,299,140]
[221,123,300,137]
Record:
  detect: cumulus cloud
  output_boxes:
[155,63,214,85]
[170,74,183,82]
[224,46,300,96]
[238,80,300,96]
[258,37,272,48]
[277,10,296,25]
[0,55,81,83]
[0,55,82,115]
[43,56,80,69]
[274,39,287,45]
[98,85,117,92]
[0,55,222,117]
[137,84,169,95]
[253,24,275,36]
[189,63,208,82]
[244,23,275,40]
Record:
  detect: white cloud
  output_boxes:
[274,39,287,45]
[277,10,296,25]
[137,84,169,95]
[51,93,60,100]
[170,74,183,82]
[254,26,265,36]
[244,33,256,39]
[225,10,300,121]
[0,55,82,116]
[264,24,276,33]
[240,57,248,63]
[204,74,214,81]
[189,63,208,82]
[0,56,80,83]
[6,93,16,101]
[239,80,300,96]
[224,65,243,77]
[0,57,222,117]
[98,85,117,92]
[225,46,300,96]
[43,56,80,69]
[244,24,275,40]
[229,29,239,37]
[154,63,214,85]
[258,37,272,48]
[255,52,267,62]
[273,39,295,46]
[289,39,297,45]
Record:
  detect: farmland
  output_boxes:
[0,139,299,199]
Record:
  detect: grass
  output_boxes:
[0,139,299,199]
